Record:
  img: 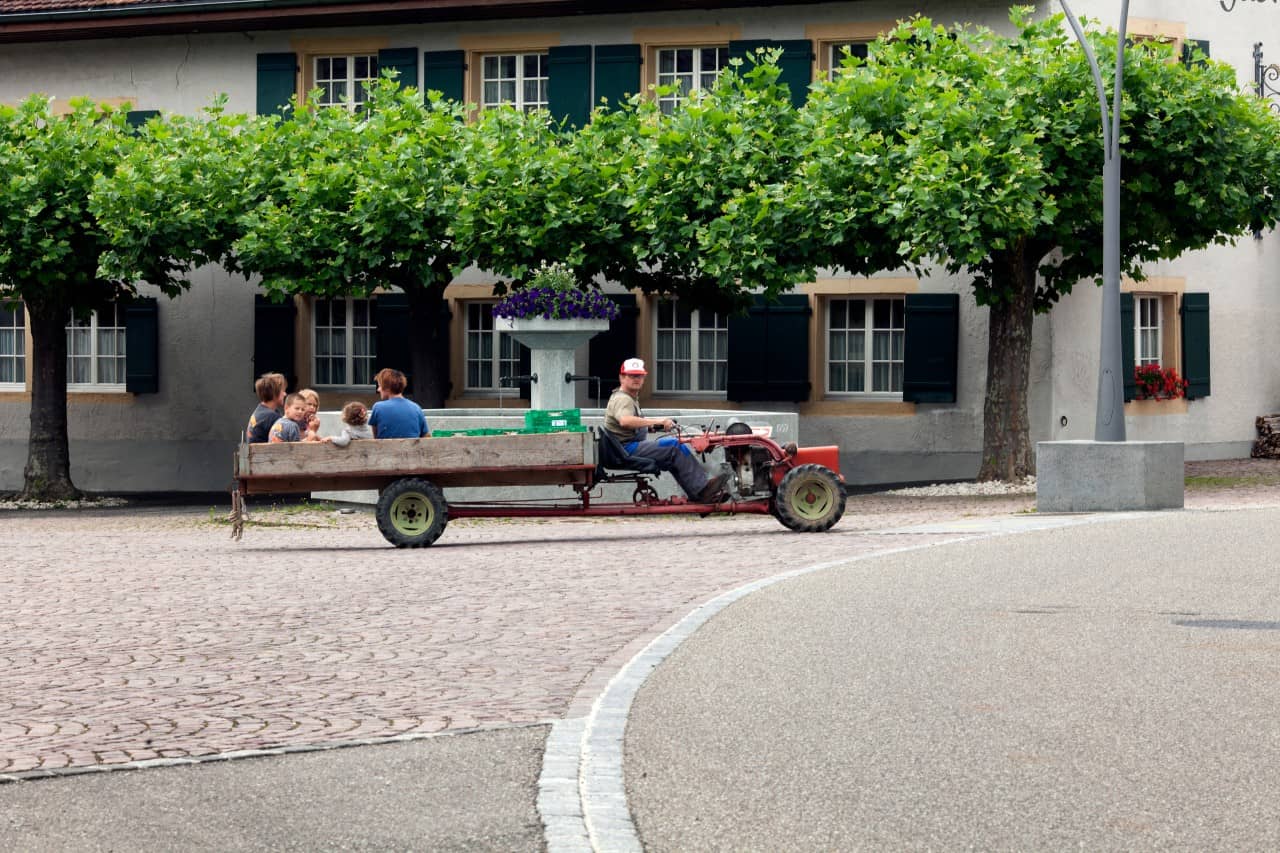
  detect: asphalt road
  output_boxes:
[626,508,1280,851]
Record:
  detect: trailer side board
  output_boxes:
[235,432,597,495]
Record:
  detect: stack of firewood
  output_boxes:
[1252,414,1280,458]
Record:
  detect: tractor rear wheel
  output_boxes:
[376,477,448,548]
[773,464,845,532]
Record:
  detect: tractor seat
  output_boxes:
[595,427,661,476]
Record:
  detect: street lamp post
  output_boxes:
[1059,0,1129,441]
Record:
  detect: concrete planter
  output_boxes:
[1036,440,1184,512]
[496,316,609,410]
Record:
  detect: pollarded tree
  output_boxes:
[95,97,261,294]
[454,102,641,289]
[0,96,196,500]
[805,12,1280,480]
[620,55,819,312]
[231,78,470,407]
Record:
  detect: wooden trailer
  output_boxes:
[232,428,846,547]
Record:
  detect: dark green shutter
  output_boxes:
[1181,292,1211,399]
[254,294,297,391]
[548,44,592,128]
[124,297,159,394]
[378,47,418,90]
[374,293,413,394]
[256,53,298,117]
[588,294,639,405]
[594,44,642,111]
[423,50,466,103]
[1121,292,1136,402]
[1182,39,1210,67]
[902,293,958,403]
[726,294,810,402]
[124,110,159,132]
[517,340,533,398]
[728,39,814,107]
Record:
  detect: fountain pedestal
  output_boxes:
[497,316,609,410]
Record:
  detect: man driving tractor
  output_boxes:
[602,358,730,503]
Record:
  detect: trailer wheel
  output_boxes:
[376,478,448,548]
[774,464,845,532]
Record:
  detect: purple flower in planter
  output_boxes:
[491,261,621,321]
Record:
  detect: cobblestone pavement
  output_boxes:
[3,459,1278,778]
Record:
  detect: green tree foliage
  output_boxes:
[96,98,259,290]
[454,103,636,290]
[0,97,171,499]
[804,12,1280,480]
[232,79,469,407]
[620,56,816,312]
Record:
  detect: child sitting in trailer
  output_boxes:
[244,372,286,444]
[297,388,323,441]
[268,393,310,443]
[325,401,374,447]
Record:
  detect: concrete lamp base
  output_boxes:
[1036,440,1184,512]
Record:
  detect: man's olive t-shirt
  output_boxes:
[604,388,642,442]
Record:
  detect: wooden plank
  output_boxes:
[238,432,596,480]
[237,465,594,496]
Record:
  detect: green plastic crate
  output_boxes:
[525,408,581,431]
[432,427,517,437]
[519,424,589,435]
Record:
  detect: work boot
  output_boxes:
[696,473,730,503]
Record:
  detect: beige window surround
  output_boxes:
[456,32,562,112]
[290,37,391,106]
[632,24,742,96]
[804,21,898,78]
[1127,17,1188,55]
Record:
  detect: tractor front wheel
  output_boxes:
[376,477,448,548]
[773,464,845,532]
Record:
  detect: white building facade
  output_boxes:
[1,0,1277,491]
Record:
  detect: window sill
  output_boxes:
[801,399,916,416]
[66,391,133,403]
[1125,398,1189,415]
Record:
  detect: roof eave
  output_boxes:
[0,0,782,43]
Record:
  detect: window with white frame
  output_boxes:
[67,305,126,389]
[656,46,729,114]
[314,54,380,109]
[0,303,24,387]
[654,300,728,394]
[314,296,377,386]
[481,53,549,112]
[465,303,528,391]
[827,296,905,395]
[1136,295,1162,366]
[826,41,870,79]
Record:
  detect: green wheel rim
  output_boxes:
[390,492,435,537]
[788,478,836,521]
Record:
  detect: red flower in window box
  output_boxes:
[1133,363,1188,401]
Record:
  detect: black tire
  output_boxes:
[773,464,845,532]
[376,477,448,548]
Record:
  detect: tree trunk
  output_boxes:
[404,277,451,410]
[21,301,81,500]
[977,246,1038,482]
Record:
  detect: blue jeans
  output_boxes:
[623,436,709,497]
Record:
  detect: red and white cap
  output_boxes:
[620,357,648,375]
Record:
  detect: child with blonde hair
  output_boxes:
[297,388,323,441]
